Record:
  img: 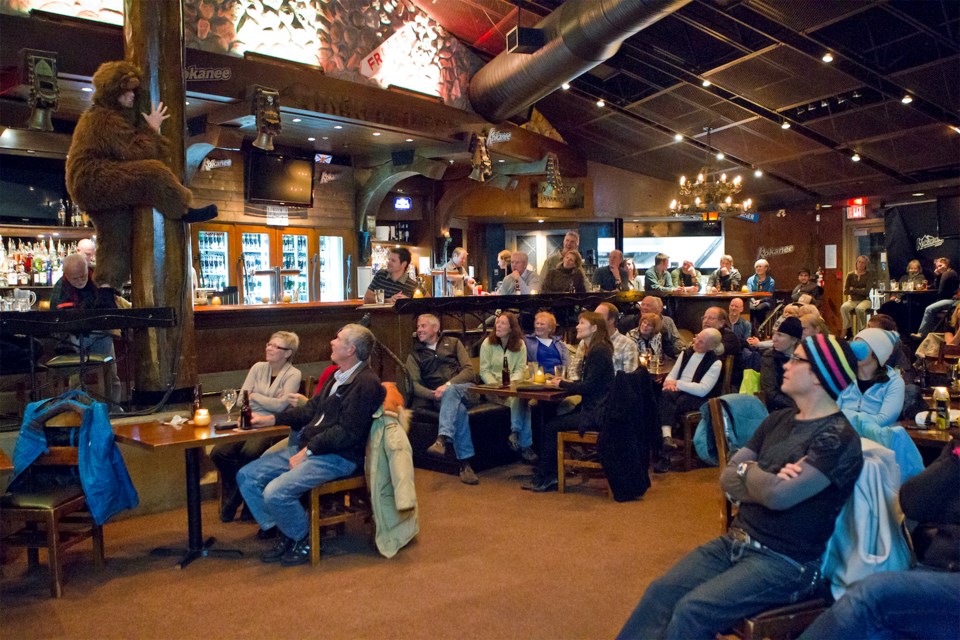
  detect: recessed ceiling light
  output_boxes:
[372,132,381,136]
[405,138,413,142]
[754,168,763,177]
[291,117,302,123]
[820,204,832,208]
[851,153,861,162]
[498,159,505,163]
[596,99,605,107]
[901,94,913,104]
[185,101,190,106]
[538,219,544,223]
[334,125,342,129]
[715,152,725,160]
[781,121,791,129]
[81,87,93,92]
[448,159,455,164]
[952,125,960,134]
[322,136,329,140]
[912,192,925,197]
[701,79,711,87]
[673,133,683,142]
[821,52,834,63]
[561,83,570,90]
[307,137,315,141]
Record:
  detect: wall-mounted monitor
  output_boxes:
[394,196,412,210]
[0,154,66,224]
[245,151,314,207]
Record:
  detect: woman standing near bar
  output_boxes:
[525,312,614,492]
[543,250,587,293]
[841,255,873,339]
[480,312,537,463]
[211,331,302,522]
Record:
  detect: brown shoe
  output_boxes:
[459,462,479,485]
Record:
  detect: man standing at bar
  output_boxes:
[539,230,584,282]
[364,246,417,303]
[619,335,863,640]
[238,324,384,566]
[406,314,481,485]
[645,253,675,294]
[497,251,540,295]
[443,247,476,295]
[593,249,630,292]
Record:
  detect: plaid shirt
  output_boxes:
[569,331,637,380]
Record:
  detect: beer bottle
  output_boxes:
[193,383,203,415]
[932,387,950,431]
[502,354,511,387]
[239,390,253,430]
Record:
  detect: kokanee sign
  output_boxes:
[184,65,233,81]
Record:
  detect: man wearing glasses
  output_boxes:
[619,335,863,639]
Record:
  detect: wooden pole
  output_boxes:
[124,0,197,402]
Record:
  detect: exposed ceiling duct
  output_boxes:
[468,0,691,123]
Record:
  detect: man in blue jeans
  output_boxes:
[617,335,864,639]
[238,324,384,566]
[911,256,959,339]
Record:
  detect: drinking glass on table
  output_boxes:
[553,365,567,380]
[220,388,238,422]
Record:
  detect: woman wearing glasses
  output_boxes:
[211,331,302,523]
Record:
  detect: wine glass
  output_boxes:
[221,388,238,422]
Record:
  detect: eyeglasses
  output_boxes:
[266,343,292,351]
[788,353,811,365]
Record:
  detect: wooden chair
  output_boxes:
[308,474,373,566]
[706,397,829,639]
[0,409,104,597]
[557,431,611,498]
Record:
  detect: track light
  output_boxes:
[753,168,763,178]
[821,53,834,63]
[596,99,605,107]
[781,121,791,129]
[901,94,913,104]
[851,153,861,162]
[674,133,683,142]
[561,83,570,90]
[701,79,711,87]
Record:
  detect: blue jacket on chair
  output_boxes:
[694,393,768,466]
[11,389,138,525]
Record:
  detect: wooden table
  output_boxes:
[473,382,571,439]
[112,420,288,568]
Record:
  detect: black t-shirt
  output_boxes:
[735,409,863,561]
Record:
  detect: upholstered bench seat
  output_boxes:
[407,401,514,473]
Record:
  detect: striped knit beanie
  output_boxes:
[802,334,858,401]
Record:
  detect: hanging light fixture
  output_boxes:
[668,127,752,218]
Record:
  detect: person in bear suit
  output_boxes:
[66,60,217,289]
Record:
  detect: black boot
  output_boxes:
[183,204,218,224]
[260,533,293,563]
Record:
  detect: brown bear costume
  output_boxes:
[66,60,215,289]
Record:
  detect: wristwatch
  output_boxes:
[304,448,313,457]
[736,461,753,479]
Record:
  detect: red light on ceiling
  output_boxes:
[847,197,866,206]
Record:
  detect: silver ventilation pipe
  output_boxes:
[469,0,691,123]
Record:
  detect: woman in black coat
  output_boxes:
[523,311,615,492]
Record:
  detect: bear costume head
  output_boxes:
[91,60,142,115]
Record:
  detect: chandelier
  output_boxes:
[669,128,752,217]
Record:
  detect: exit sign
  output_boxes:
[846,205,866,219]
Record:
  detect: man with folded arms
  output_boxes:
[407,314,481,485]
[238,324,384,566]
[618,334,863,640]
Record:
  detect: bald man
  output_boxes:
[77,238,97,266]
[655,328,725,473]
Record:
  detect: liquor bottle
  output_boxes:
[932,387,950,431]
[193,383,203,416]
[239,390,252,430]
[57,199,67,226]
[501,354,511,387]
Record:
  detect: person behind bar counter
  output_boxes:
[364,246,418,303]
[543,250,587,293]
[443,246,476,295]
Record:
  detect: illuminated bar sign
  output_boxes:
[394,196,412,210]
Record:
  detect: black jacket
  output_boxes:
[599,368,656,501]
[275,363,385,466]
[760,348,795,412]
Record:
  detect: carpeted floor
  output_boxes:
[1,464,721,639]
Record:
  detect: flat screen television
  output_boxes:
[245,151,314,207]
[0,154,66,224]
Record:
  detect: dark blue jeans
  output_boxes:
[798,569,960,640]
[617,535,821,640]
